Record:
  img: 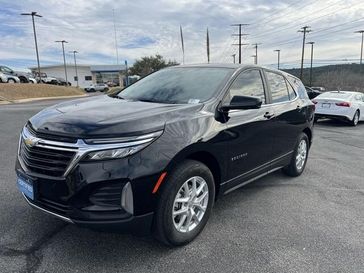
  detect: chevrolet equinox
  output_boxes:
[16,64,314,246]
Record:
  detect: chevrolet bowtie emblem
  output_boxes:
[24,138,38,147]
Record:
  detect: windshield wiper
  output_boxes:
[136,98,160,103]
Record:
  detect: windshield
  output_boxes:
[118,67,233,104]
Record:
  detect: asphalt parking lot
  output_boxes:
[0,99,363,273]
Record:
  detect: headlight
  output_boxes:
[83,130,163,161]
[84,144,147,160]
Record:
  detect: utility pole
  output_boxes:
[112,9,119,64]
[251,55,257,64]
[69,50,79,87]
[355,30,364,72]
[231,24,249,64]
[306,42,315,86]
[274,49,281,70]
[55,40,68,85]
[231,54,236,64]
[21,11,42,83]
[298,26,311,80]
[252,43,261,65]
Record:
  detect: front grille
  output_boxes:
[19,140,75,177]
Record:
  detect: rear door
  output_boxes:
[263,70,306,163]
[224,68,275,187]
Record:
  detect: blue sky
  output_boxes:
[0,0,364,71]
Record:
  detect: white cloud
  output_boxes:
[0,0,364,70]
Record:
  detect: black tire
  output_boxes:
[282,133,309,177]
[90,88,95,92]
[19,76,28,83]
[350,110,360,126]
[153,160,215,246]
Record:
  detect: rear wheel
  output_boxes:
[351,110,360,126]
[153,160,215,246]
[19,76,28,83]
[7,78,16,83]
[283,133,309,177]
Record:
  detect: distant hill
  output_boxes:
[283,64,364,91]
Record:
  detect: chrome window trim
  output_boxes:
[19,126,162,178]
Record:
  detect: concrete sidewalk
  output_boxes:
[0,94,88,105]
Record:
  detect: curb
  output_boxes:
[0,94,87,105]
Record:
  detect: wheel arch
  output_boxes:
[303,127,312,147]
[165,147,223,199]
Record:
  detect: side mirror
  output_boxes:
[221,95,262,111]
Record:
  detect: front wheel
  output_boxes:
[7,78,16,83]
[153,160,215,246]
[283,133,309,177]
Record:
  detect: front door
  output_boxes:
[223,69,275,190]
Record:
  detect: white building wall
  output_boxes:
[32,65,93,88]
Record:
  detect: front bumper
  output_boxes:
[22,193,154,234]
[16,160,159,234]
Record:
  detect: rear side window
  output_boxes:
[266,71,290,103]
[287,75,309,99]
[229,69,266,103]
[286,80,297,100]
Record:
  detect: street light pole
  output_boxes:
[355,30,364,72]
[21,12,42,83]
[69,50,78,87]
[306,42,315,87]
[274,49,281,70]
[55,40,68,85]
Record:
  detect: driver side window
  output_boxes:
[228,70,266,104]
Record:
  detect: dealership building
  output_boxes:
[29,64,127,87]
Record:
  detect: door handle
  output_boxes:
[264,112,275,119]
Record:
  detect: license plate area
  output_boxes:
[322,103,331,108]
[17,175,35,200]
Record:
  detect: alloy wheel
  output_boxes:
[354,112,359,125]
[296,139,307,171]
[172,176,209,233]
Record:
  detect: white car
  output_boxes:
[84,83,109,92]
[313,91,364,126]
[0,72,7,83]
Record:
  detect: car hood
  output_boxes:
[29,95,203,138]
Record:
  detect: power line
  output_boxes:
[250,0,351,40]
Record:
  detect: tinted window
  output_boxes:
[85,76,92,81]
[228,70,265,103]
[266,72,290,103]
[119,67,233,104]
[286,80,297,100]
[287,75,308,99]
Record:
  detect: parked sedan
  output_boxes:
[305,86,322,99]
[84,83,109,92]
[313,91,364,126]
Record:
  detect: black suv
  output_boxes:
[16,64,314,246]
